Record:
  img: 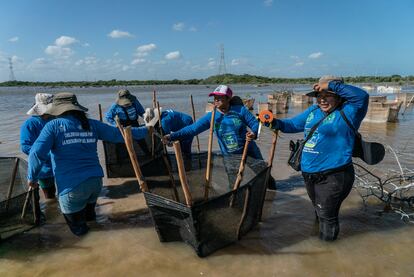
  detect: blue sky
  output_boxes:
[0,0,413,81]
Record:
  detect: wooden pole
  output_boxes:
[21,187,32,219]
[32,187,41,225]
[232,139,251,191]
[230,139,251,207]
[115,116,126,140]
[98,104,103,122]
[258,130,279,221]
[152,90,157,108]
[173,141,192,206]
[124,126,149,192]
[204,107,216,201]
[157,101,180,202]
[5,158,19,212]
[189,95,201,154]
[151,90,157,157]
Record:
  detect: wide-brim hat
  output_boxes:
[143,107,162,127]
[116,89,136,106]
[46,92,88,116]
[306,90,337,98]
[27,93,54,115]
[208,85,233,98]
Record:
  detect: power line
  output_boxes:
[8,57,16,81]
[218,44,227,75]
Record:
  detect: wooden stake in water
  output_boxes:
[258,130,279,221]
[98,104,103,122]
[125,126,148,192]
[157,101,180,202]
[5,158,19,212]
[173,141,192,206]
[230,139,251,207]
[204,107,216,201]
[190,94,201,154]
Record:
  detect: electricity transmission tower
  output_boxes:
[218,44,227,75]
[8,57,16,81]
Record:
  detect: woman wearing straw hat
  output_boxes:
[27,92,151,236]
[20,93,56,199]
[269,76,369,241]
[105,89,145,127]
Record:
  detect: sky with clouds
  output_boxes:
[0,0,413,82]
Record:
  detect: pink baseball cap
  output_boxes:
[208,85,233,97]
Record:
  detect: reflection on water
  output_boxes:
[0,85,413,276]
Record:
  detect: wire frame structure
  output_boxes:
[0,157,40,241]
[353,145,414,223]
[143,152,270,257]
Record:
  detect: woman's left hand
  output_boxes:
[27,180,39,189]
[246,131,256,141]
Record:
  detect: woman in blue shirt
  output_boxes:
[28,92,150,236]
[105,89,145,127]
[271,76,369,241]
[21,93,56,199]
[163,85,264,190]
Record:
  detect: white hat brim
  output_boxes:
[27,103,52,115]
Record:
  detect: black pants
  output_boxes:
[302,164,354,241]
[63,203,97,236]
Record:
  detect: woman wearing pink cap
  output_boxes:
[163,85,264,189]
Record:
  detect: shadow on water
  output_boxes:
[212,174,411,257]
[0,174,411,261]
[103,179,142,199]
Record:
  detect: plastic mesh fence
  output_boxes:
[143,152,269,257]
[103,133,164,178]
[0,157,36,241]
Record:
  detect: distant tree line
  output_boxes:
[1,74,413,87]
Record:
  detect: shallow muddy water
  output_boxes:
[0,85,413,276]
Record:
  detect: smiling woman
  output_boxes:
[269,75,370,242]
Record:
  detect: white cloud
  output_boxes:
[308,52,323,59]
[165,51,181,60]
[131,58,146,65]
[207,58,216,68]
[172,22,185,31]
[290,55,300,60]
[264,0,273,6]
[189,26,197,32]
[134,52,148,58]
[75,56,98,66]
[231,58,249,66]
[108,29,134,38]
[83,42,90,47]
[55,36,78,47]
[8,36,19,42]
[45,45,74,58]
[33,58,48,65]
[295,62,304,66]
[136,43,157,53]
[231,59,241,66]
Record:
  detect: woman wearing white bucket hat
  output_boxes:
[20,93,56,199]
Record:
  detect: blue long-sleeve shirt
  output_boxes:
[170,105,263,159]
[105,99,145,125]
[28,115,148,196]
[273,81,369,173]
[20,116,54,179]
[161,109,193,135]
